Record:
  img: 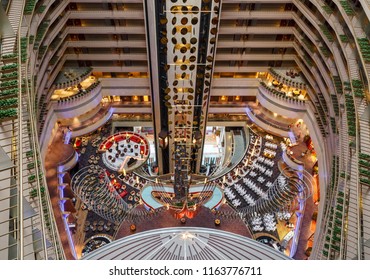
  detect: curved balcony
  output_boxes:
[52,81,102,115]
[269,68,308,90]
[69,106,113,138]
[282,149,304,172]
[57,81,100,101]
[246,106,292,138]
[257,82,307,120]
[53,67,93,90]
[260,82,307,106]
[57,150,79,173]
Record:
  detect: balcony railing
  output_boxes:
[53,81,101,108]
[53,68,93,90]
[245,107,292,138]
[259,81,307,111]
[269,68,308,90]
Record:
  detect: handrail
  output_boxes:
[21,2,65,260]
[209,130,240,179]
[56,81,100,103]
[23,66,49,260]
[68,104,111,132]
[259,81,307,105]
[16,0,25,261]
[300,1,364,258]
[53,67,93,90]
[283,149,305,171]
[25,49,66,260]
[57,145,76,167]
[321,1,364,257]
[5,0,10,14]
[210,128,254,181]
[246,106,291,132]
[268,68,308,90]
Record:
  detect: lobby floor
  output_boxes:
[44,119,318,260]
[115,204,252,240]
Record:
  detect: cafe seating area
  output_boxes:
[83,215,117,237]
[260,68,308,102]
[221,132,282,204]
[81,234,113,257]
[250,213,277,232]
[213,130,289,235]
[98,131,150,173]
[64,122,154,255]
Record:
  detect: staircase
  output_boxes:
[0,0,23,54]
[358,100,370,258]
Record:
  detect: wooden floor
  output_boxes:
[289,137,318,260]
[71,200,88,258]
[44,127,76,259]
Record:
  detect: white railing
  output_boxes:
[57,150,78,173]
[22,3,65,260]
[69,107,114,138]
[282,150,304,172]
[53,81,102,109]
[246,107,291,138]
[259,82,307,109]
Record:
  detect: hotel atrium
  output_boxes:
[1,0,370,260]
